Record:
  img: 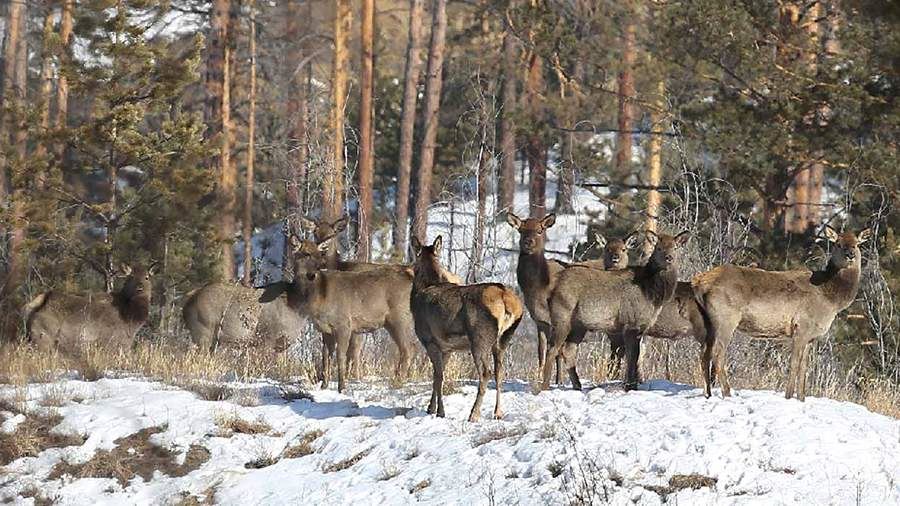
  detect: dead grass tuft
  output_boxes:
[472,424,528,447]
[215,412,273,436]
[18,485,54,506]
[48,426,209,485]
[281,429,324,459]
[0,413,86,465]
[277,383,314,403]
[648,473,718,497]
[244,453,279,469]
[409,478,430,494]
[322,448,371,473]
[173,487,217,506]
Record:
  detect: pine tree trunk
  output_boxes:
[614,16,635,178]
[242,0,257,287]
[644,80,665,259]
[205,0,235,280]
[34,8,55,189]
[393,0,425,258]
[468,148,489,283]
[554,60,582,215]
[0,0,24,208]
[498,30,517,214]
[357,0,376,261]
[326,0,352,223]
[55,0,74,164]
[285,0,308,214]
[412,0,448,240]
[525,51,546,218]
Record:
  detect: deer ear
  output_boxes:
[644,229,659,245]
[824,225,840,243]
[674,230,691,247]
[593,233,607,249]
[119,264,132,276]
[147,262,159,276]
[332,216,349,233]
[410,236,423,256]
[259,282,289,303]
[316,239,332,253]
[432,235,443,255]
[506,212,522,230]
[857,228,872,244]
[541,213,556,230]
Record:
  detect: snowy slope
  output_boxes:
[2,378,898,505]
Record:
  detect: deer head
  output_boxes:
[644,231,690,272]
[824,226,871,270]
[597,231,640,270]
[506,212,556,255]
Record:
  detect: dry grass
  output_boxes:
[0,412,86,465]
[214,412,273,436]
[174,488,217,506]
[18,485,54,506]
[321,448,371,473]
[281,429,324,459]
[48,426,209,485]
[647,473,718,497]
[472,424,528,447]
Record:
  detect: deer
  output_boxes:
[259,266,419,393]
[410,235,523,422]
[24,264,156,351]
[181,236,330,354]
[692,226,871,401]
[542,231,690,392]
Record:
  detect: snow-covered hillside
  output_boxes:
[2,377,898,505]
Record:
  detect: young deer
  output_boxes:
[410,236,523,422]
[692,226,871,400]
[25,264,156,351]
[505,212,568,379]
[544,231,690,391]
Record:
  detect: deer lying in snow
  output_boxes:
[410,236,523,422]
[25,264,156,351]
[544,231,690,391]
[259,265,419,393]
[692,226,871,400]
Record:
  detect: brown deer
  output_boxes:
[410,236,523,422]
[692,226,871,400]
[543,231,690,391]
[505,212,567,379]
[259,267,418,393]
[182,237,328,354]
[24,264,156,351]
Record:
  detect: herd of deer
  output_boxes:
[20,212,871,422]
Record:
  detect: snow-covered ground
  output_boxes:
[2,377,898,505]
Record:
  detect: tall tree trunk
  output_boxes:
[468,147,489,283]
[554,59,583,215]
[55,0,74,164]
[498,29,517,214]
[326,0,352,223]
[285,0,308,214]
[614,16,635,178]
[242,0,257,287]
[412,0,447,240]
[205,0,235,280]
[525,51,546,218]
[393,0,425,258]
[0,0,24,209]
[644,80,665,258]
[357,0,376,261]
[34,7,55,189]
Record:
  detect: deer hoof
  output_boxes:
[624,381,639,391]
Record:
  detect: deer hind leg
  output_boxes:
[562,328,584,390]
[623,330,642,391]
[607,333,625,380]
[347,333,364,380]
[700,336,714,398]
[334,328,353,394]
[424,342,444,416]
[541,319,570,391]
[707,313,737,398]
[321,333,337,389]
[492,344,505,420]
[786,332,809,401]
[468,339,494,423]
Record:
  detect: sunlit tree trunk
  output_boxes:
[644,80,666,258]
[412,0,447,240]
[325,0,352,223]
[55,0,74,164]
[614,15,635,178]
[525,51,546,218]
[357,0,376,260]
[498,28,517,213]
[34,6,55,189]
[393,0,425,258]
[242,0,258,287]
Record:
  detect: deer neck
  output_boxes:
[517,249,551,289]
[816,258,862,310]
[636,263,678,308]
[413,261,444,291]
[112,290,149,323]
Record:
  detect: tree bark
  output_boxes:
[285,0,308,214]
[525,51,546,218]
[498,29,517,214]
[34,6,55,189]
[644,79,665,259]
[55,0,74,164]
[0,0,24,207]
[205,0,235,280]
[554,59,582,215]
[357,0,376,261]
[326,0,352,223]
[242,0,257,287]
[393,0,425,258]
[614,15,635,178]
[412,0,447,240]
[468,147,489,282]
